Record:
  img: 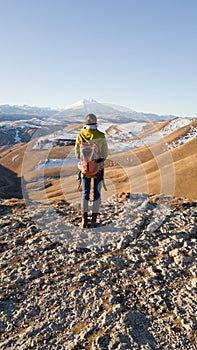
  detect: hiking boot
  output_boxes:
[90,213,98,228]
[81,212,88,228]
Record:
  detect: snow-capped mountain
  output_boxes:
[55,98,142,123]
[63,98,98,109]
[62,98,132,115]
[56,98,176,123]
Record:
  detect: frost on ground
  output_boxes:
[0,194,196,350]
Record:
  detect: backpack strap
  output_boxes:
[80,134,86,143]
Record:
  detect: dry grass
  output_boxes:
[0,119,196,202]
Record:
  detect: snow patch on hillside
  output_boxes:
[14,130,21,143]
[169,126,197,149]
[161,118,191,135]
[36,158,78,170]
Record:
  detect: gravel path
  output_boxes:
[0,194,196,349]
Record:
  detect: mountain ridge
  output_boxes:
[0,99,185,121]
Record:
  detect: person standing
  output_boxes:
[75,113,108,228]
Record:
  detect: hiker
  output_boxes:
[75,113,108,228]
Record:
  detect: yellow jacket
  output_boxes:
[75,127,108,161]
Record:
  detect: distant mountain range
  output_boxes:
[0,98,180,123]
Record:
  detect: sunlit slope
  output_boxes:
[25,137,197,203]
[0,119,196,202]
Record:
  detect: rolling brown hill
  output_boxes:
[0,119,196,203]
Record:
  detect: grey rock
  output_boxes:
[0,195,196,349]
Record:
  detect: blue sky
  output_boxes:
[0,0,197,116]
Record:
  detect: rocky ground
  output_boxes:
[0,194,196,349]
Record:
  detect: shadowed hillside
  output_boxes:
[0,164,22,199]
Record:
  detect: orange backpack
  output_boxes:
[80,139,101,176]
